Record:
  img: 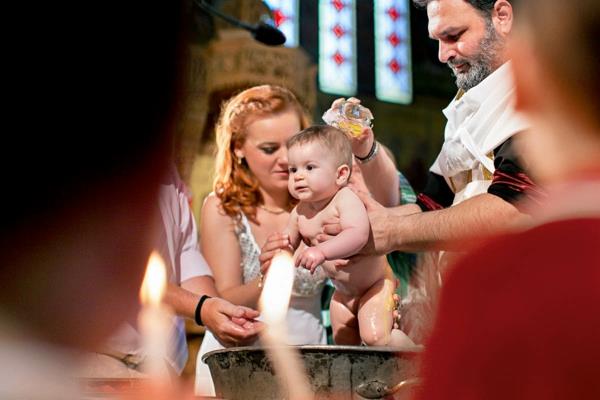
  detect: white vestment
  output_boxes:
[431,61,529,204]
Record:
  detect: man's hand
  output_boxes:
[353,189,397,255]
[347,160,370,195]
[258,232,292,275]
[200,297,263,347]
[295,247,326,273]
[317,192,393,257]
[351,126,376,159]
[329,97,375,157]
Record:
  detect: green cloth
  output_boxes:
[387,172,418,298]
[399,171,417,204]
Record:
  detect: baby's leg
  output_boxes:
[389,328,417,347]
[357,277,396,346]
[330,291,361,345]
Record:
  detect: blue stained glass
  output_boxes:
[263,0,299,47]
[375,0,413,104]
[318,0,357,96]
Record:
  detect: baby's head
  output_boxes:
[286,125,353,202]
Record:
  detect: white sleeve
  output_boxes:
[178,187,213,282]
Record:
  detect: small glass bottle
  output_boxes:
[322,98,374,137]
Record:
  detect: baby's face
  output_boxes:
[287,141,341,202]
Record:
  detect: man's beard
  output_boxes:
[448,20,504,91]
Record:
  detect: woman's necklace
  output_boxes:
[258,204,287,215]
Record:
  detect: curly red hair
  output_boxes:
[213,85,309,223]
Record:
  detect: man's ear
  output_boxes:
[336,164,351,186]
[493,0,513,36]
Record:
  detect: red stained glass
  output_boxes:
[332,0,345,12]
[388,58,403,74]
[387,32,402,47]
[333,51,346,65]
[386,7,403,21]
[332,24,346,38]
[272,9,288,27]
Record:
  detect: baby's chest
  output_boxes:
[297,206,339,242]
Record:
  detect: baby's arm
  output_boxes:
[316,188,370,261]
[292,208,327,273]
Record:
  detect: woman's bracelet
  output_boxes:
[355,140,379,164]
[194,295,212,326]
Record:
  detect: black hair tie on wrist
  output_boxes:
[194,295,212,326]
[355,140,379,164]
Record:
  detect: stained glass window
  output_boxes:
[318,0,357,96]
[375,0,413,104]
[263,0,299,47]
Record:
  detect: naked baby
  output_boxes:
[285,125,410,346]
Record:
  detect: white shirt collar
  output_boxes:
[432,60,529,181]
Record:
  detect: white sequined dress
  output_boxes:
[195,213,326,396]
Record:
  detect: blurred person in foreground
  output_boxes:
[0,1,256,398]
[415,0,600,399]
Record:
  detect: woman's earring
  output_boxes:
[237,156,244,165]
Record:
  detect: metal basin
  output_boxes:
[202,345,421,400]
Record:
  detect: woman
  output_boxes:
[195,85,328,395]
[415,1,600,399]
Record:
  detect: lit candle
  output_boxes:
[259,251,313,400]
[138,251,172,381]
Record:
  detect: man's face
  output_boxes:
[427,0,505,91]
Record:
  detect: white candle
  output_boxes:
[138,251,172,381]
[259,251,313,400]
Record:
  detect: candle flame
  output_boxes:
[258,251,313,399]
[139,251,167,306]
[259,251,294,324]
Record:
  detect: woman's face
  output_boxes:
[236,109,301,194]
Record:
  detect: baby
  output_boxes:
[285,125,409,346]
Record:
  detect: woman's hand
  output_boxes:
[258,232,292,275]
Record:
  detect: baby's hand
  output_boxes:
[295,247,326,274]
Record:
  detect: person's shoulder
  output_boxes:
[290,204,300,216]
[334,187,365,210]
[336,186,360,201]
[201,193,232,224]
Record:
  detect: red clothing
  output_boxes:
[416,217,600,400]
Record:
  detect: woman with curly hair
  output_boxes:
[195,85,328,395]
